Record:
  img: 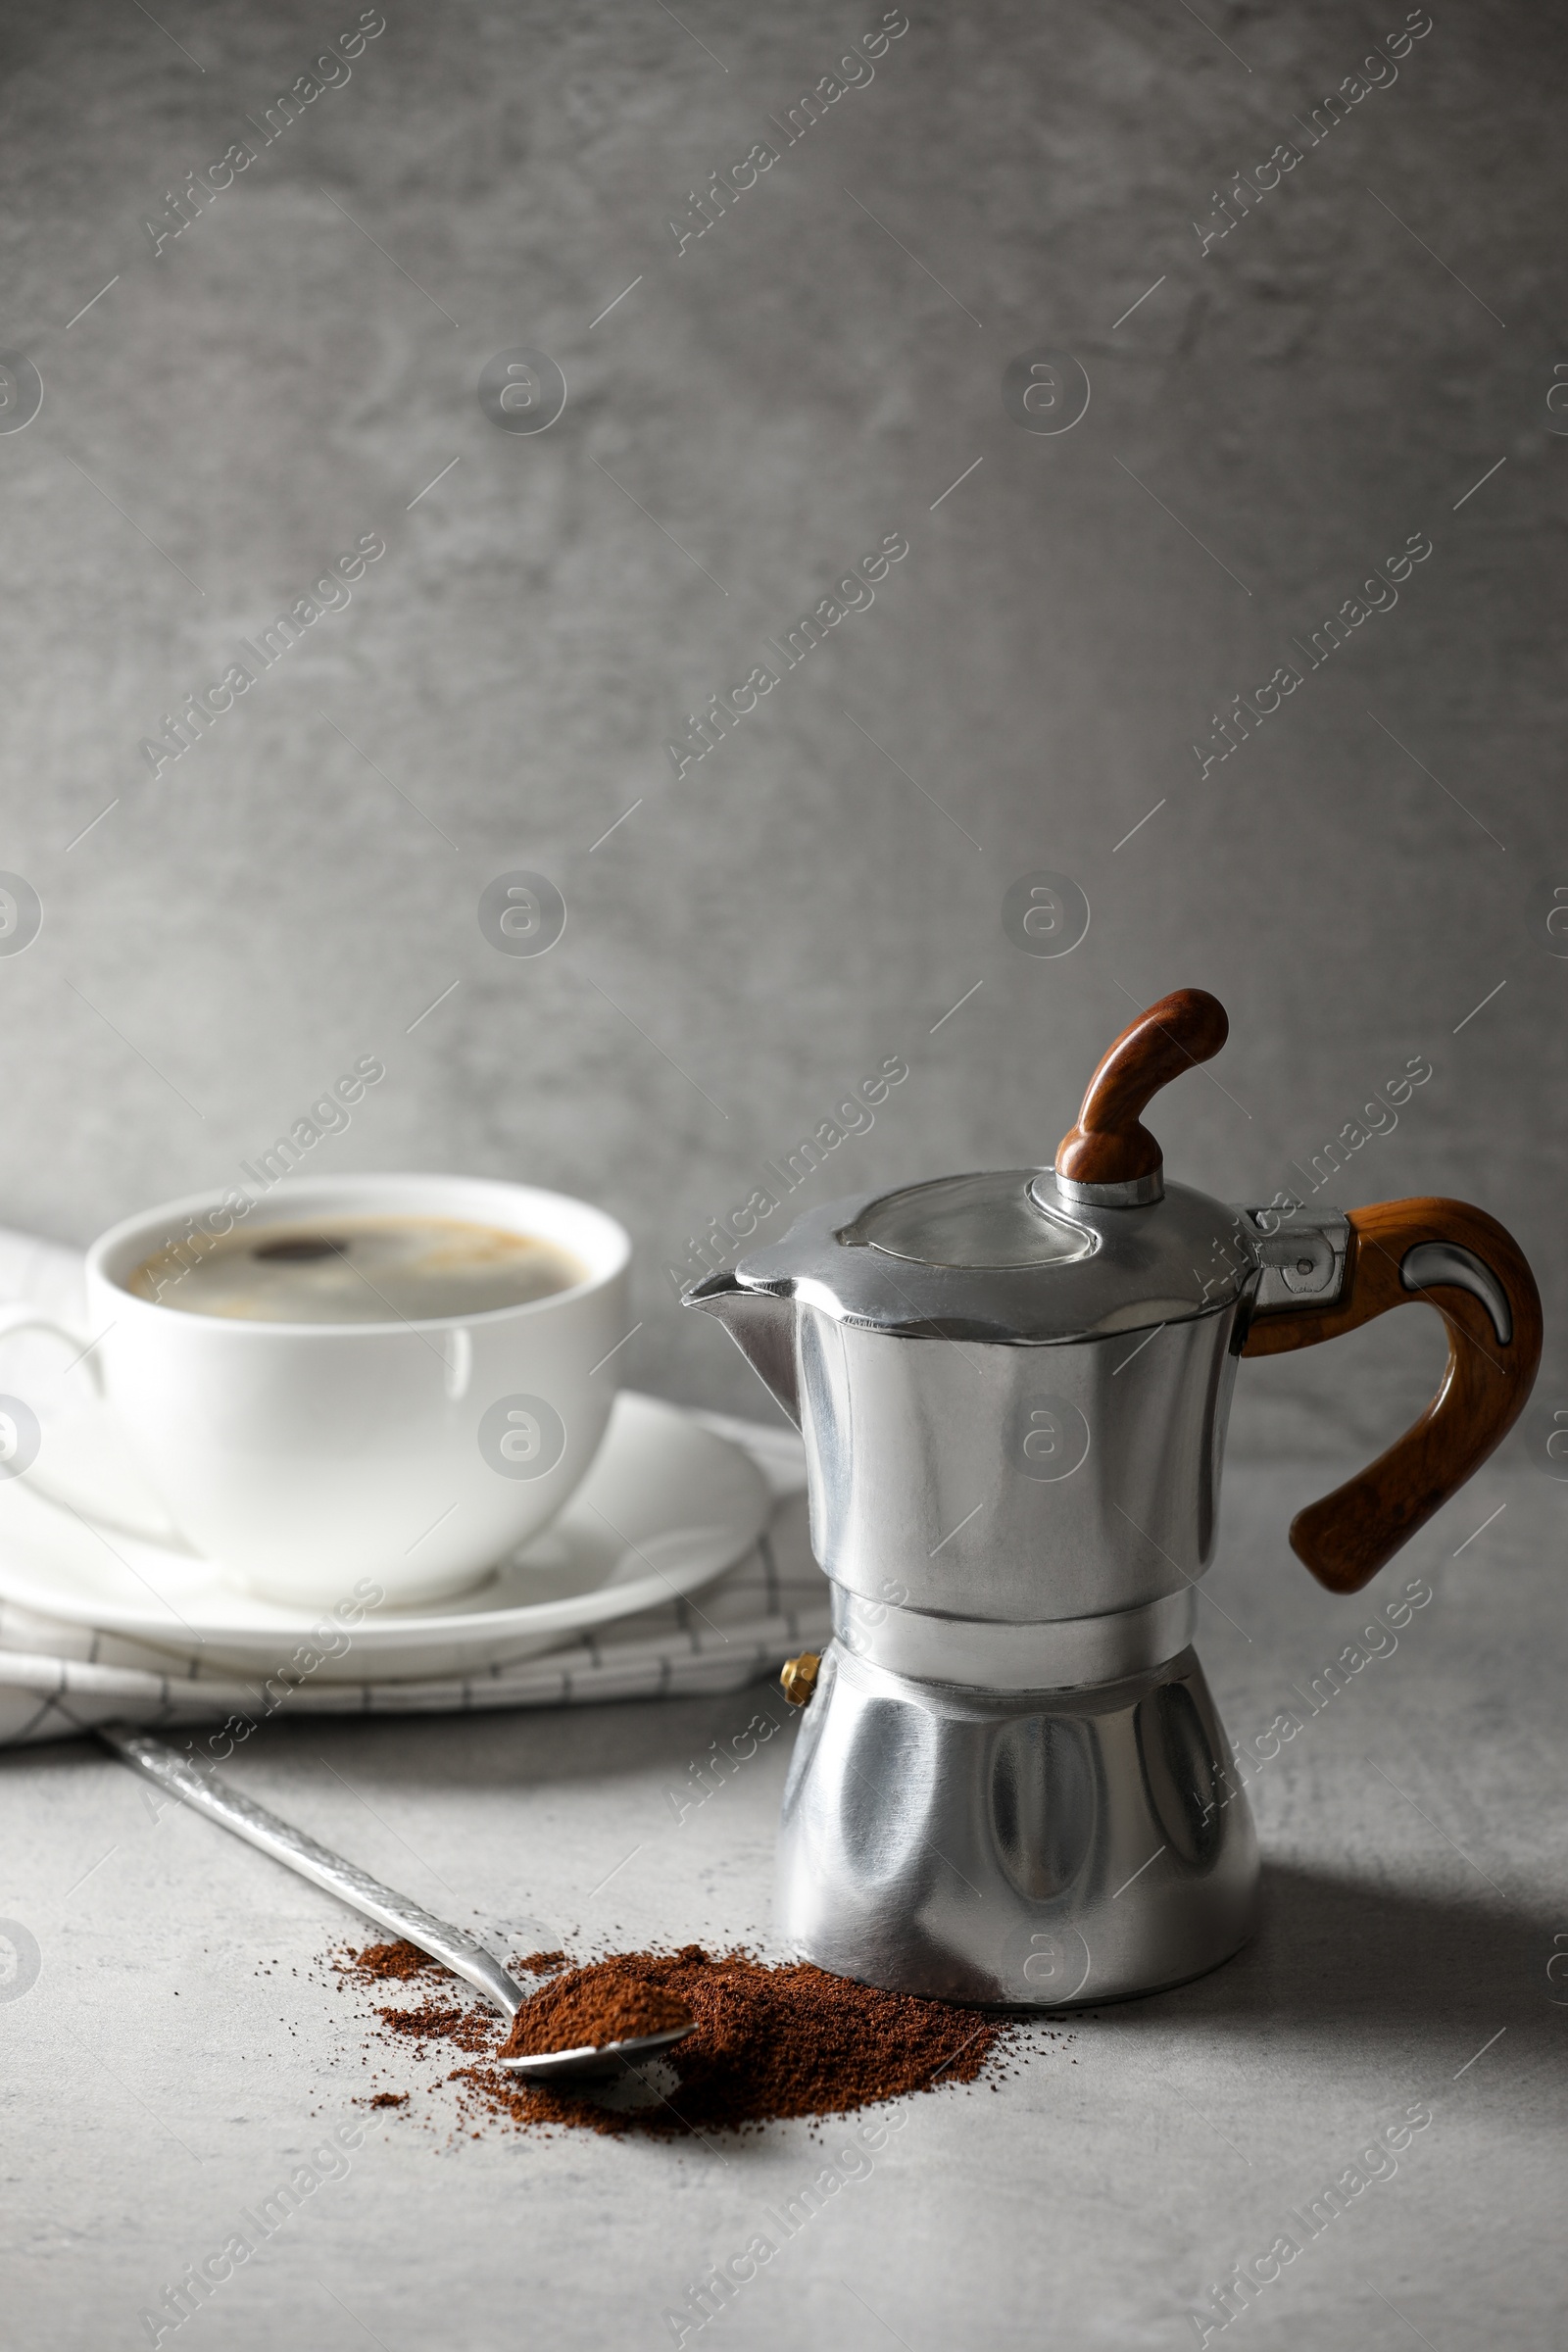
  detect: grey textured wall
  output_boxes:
[2,0,1562,1460]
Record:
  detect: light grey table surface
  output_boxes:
[3,1453,1563,2352]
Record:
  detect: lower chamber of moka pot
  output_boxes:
[775,1633,1260,2008]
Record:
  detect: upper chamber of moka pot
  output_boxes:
[687,991,1333,1661]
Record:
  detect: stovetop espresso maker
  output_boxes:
[689,990,1541,2005]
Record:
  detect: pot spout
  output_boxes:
[684,1273,800,1427]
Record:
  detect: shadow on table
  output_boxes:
[1101,1860,1563,2046]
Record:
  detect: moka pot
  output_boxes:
[687,990,1541,2006]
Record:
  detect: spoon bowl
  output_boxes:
[501,2021,694,2082]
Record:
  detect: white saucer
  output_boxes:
[0,1392,770,1681]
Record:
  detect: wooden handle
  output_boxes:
[1055,989,1229,1186]
[1243,1198,1542,1593]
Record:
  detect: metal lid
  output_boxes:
[839,1171,1096,1270]
[711,990,1276,1345]
[723,1171,1258,1346]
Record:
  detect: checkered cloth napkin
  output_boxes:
[0,1227,828,1748]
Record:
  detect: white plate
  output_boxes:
[0,1392,770,1680]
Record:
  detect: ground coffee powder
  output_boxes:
[502,1967,693,2057]
[348,1939,446,1984]
[338,1939,1020,2139]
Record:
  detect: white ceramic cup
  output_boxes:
[0,1173,631,1609]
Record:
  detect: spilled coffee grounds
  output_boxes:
[347,1938,447,1984]
[501,1967,693,2056]
[336,1940,1019,2138]
[331,1940,495,2057]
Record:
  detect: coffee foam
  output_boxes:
[127,1213,587,1325]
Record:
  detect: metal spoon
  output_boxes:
[99,1726,694,2083]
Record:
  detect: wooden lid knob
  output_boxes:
[1054,989,1229,1195]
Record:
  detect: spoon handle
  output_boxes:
[99,1725,524,2022]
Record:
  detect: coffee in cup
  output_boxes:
[127,1214,588,1325]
